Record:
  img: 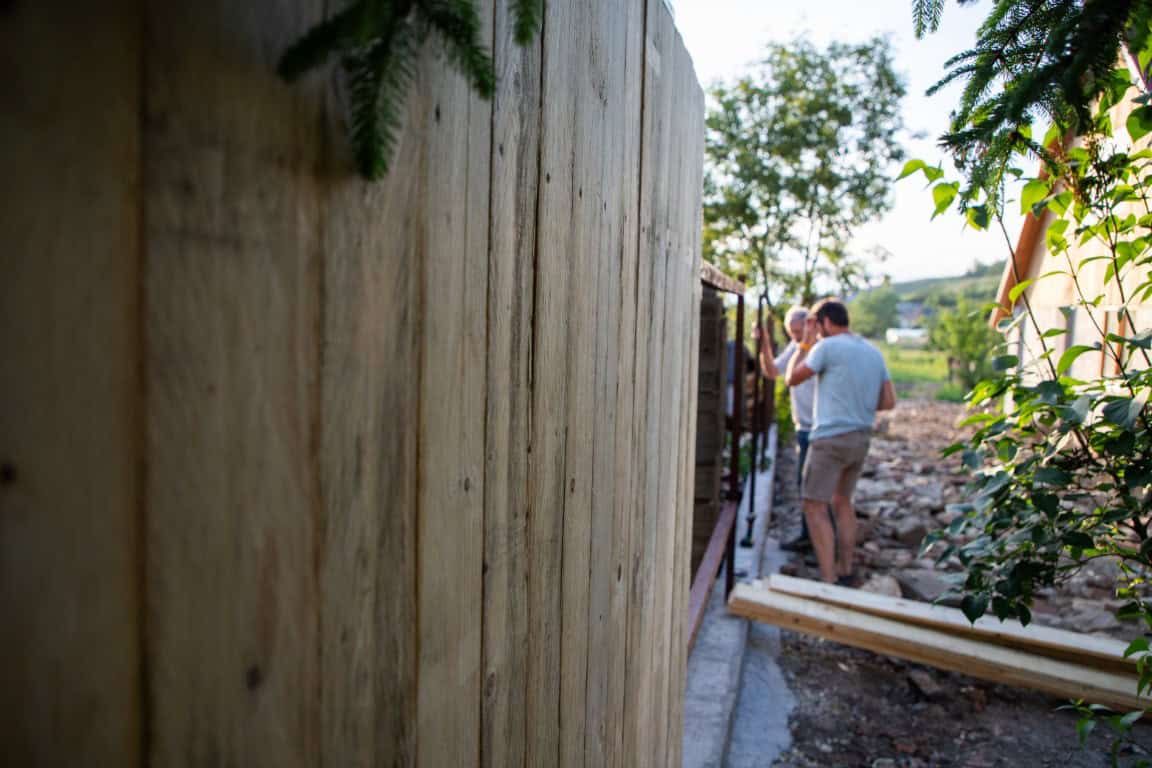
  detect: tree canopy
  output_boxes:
[702,37,906,309]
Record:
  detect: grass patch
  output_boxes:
[871,341,969,402]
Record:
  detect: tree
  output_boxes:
[912,0,1152,746]
[850,286,901,339]
[927,297,998,391]
[702,37,906,310]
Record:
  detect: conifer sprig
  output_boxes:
[280,0,542,180]
[917,0,1151,207]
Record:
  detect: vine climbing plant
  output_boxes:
[279,0,542,180]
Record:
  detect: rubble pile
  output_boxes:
[776,399,1129,637]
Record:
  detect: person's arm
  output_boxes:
[786,318,820,387]
[756,326,779,379]
[877,379,896,411]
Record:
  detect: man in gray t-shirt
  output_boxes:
[785,299,895,585]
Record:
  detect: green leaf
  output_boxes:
[1129,105,1152,142]
[1035,466,1070,486]
[1102,394,1147,429]
[966,205,990,230]
[1125,637,1150,659]
[897,159,926,180]
[1008,279,1034,303]
[1077,716,1097,745]
[1020,179,1049,216]
[961,593,988,624]
[991,354,1018,371]
[1056,344,1099,375]
[931,182,959,218]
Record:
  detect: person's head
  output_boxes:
[783,306,808,342]
[810,298,850,337]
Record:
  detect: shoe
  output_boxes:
[781,536,811,553]
[836,573,861,588]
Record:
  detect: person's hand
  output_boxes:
[752,323,762,341]
[802,317,820,346]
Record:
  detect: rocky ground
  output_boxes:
[767,399,1152,767]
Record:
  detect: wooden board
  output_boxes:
[481,0,542,765]
[700,261,747,295]
[315,24,434,766]
[144,2,325,764]
[0,3,143,764]
[730,585,1151,713]
[582,0,646,765]
[764,574,1135,676]
[414,2,493,763]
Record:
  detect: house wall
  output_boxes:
[0,0,705,764]
[1007,89,1152,381]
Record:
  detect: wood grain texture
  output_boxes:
[584,1,647,766]
[415,2,494,764]
[482,0,542,764]
[0,3,143,765]
[316,35,432,768]
[730,585,1152,714]
[144,2,326,764]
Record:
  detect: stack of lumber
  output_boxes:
[728,574,1151,712]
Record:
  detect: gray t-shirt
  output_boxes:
[775,342,815,432]
[806,333,890,441]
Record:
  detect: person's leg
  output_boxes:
[831,431,872,581]
[800,437,842,582]
[795,430,810,540]
[831,492,856,578]
[803,499,837,582]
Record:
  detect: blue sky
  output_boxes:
[671,0,1024,283]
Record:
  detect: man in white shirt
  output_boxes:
[786,299,896,585]
[758,306,817,551]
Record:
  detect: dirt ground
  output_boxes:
[767,399,1152,768]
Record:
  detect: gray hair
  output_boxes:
[783,306,808,325]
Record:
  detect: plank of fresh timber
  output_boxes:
[481,1,541,765]
[729,584,1151,713]
[765,574,1136,676]
[415,3,493,764]
[0,3,142,764]
[145,2,325,764]
[699,261,747,296]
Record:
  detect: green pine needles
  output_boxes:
[279,0,542,180]
[917,0,1152,208]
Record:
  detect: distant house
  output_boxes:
[992,68,1152,381]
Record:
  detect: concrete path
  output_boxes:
[683,428,792,768]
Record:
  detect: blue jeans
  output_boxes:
[796,429,811,539]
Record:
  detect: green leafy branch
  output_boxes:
[279,0,542,179]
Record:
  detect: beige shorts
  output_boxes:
[801,429,872,503]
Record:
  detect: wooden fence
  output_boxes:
[0,0,705,765]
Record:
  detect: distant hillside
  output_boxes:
[889,261,1001,304]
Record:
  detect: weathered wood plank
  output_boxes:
[415,3,493,764]
[316,37,431,767]
[0,3,143,764]
[700,261,747,295]
[144,2,325,765]
[482,0,542,765]
[583,1,646,764]
[556,0,598,757]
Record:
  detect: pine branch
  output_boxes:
[416,0,496,98]
[913,0,946,38]
[511,0,543,45]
